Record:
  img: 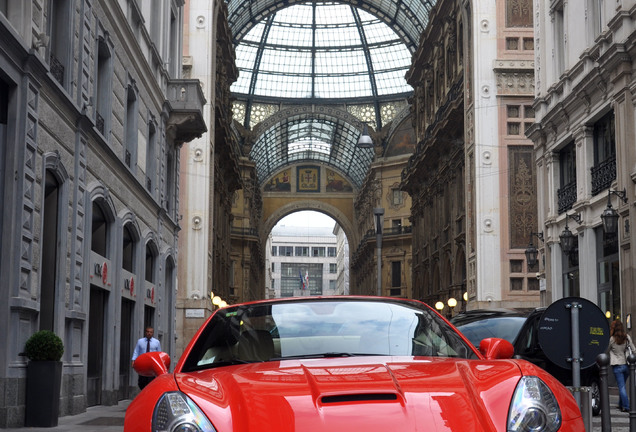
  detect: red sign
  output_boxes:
[102,262,108,285]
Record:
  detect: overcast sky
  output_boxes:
[277,210,336,228]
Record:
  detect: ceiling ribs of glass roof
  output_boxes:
[226,0,436,188]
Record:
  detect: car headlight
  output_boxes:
[507,376,561,432]
[152,391,216,432]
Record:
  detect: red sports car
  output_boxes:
[125,297,583,431]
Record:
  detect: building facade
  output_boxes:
[333,224,350,295]
[267,226,340,298]
[529,0,636,320]
[403,0,539,314]
[0,0,205,426]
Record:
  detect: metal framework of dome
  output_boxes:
[226,0,436,187]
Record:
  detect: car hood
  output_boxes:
[176,356,523,432]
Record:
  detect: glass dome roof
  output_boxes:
[226,0,436,188]
[231,2,414,101]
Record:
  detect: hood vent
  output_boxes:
[321,393,398,404]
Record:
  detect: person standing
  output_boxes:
[607,319,636,412]
[132,326,161,390]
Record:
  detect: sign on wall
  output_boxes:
[297,166,320,192]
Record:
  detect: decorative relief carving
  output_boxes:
[495,71,535,95]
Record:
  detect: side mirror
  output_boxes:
[133,351,171,377]
[479,338,515,360]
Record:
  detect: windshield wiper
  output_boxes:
[270,352,384,360]
[190,358,255,371]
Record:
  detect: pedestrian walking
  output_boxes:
[132,326,161,390]
[607,319,636,412]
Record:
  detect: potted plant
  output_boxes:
[23,330,64,427]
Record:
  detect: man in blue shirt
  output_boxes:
[132,326,161,389]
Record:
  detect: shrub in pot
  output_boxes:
[24,330,64,427]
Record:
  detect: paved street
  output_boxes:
[0,392,632,432]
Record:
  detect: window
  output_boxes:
[553,3,565,77]
[557,141,577,213]
[280,246,293,256]
[391,261,402,287]
[122,224,136,272]
[146,119,157,192]
[165,149,175,213]
[392,188,403,206]
[591,111,616,195]
[91,202,108,257]
[295,246,309,257]
[327,247,336,257]
[125,82,138,169]
[271,263,275,272]
[588,0,604,39]
[271,246,277,256]
[312,247,326,257]
[95,34,113,136]
[329,280,336,291]
[169,8,179,77]
[49,0,73,88]
[329,263,337,273]
[146,243,157,283]
[506,104,534,136]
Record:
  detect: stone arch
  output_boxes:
[263,200,357,248]
[453,246,466,288]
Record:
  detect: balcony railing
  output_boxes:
[591,155,616,196]
[96,112,105,135]
[50,54,64,85]
[557,180,577,214]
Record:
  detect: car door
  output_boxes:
[513,310,551,371]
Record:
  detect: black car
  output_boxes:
[451,307,601,416]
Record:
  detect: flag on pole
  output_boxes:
[299,270,305,290]
[305,271,309,290]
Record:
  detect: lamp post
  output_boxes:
[559,213,581,256]
[601,188,627,236]
[447,298,457,318]
[374,207,384,296]
[435,301,444,313]
[524,232,544,268]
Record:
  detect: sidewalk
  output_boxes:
[2,400,130,432]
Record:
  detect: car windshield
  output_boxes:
[181,299,478,371]
[452,316,527,347]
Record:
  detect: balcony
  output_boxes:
[591,155,616,196]
[165,79,207,144]
[557,180,577,214]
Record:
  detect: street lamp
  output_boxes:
[357,123,373,148]
[601,188,627,236]
[447,298,457,318]
[559,213,581,256]
[524,232,544,268]
[374,207,384,296]
[435,301,444,312]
